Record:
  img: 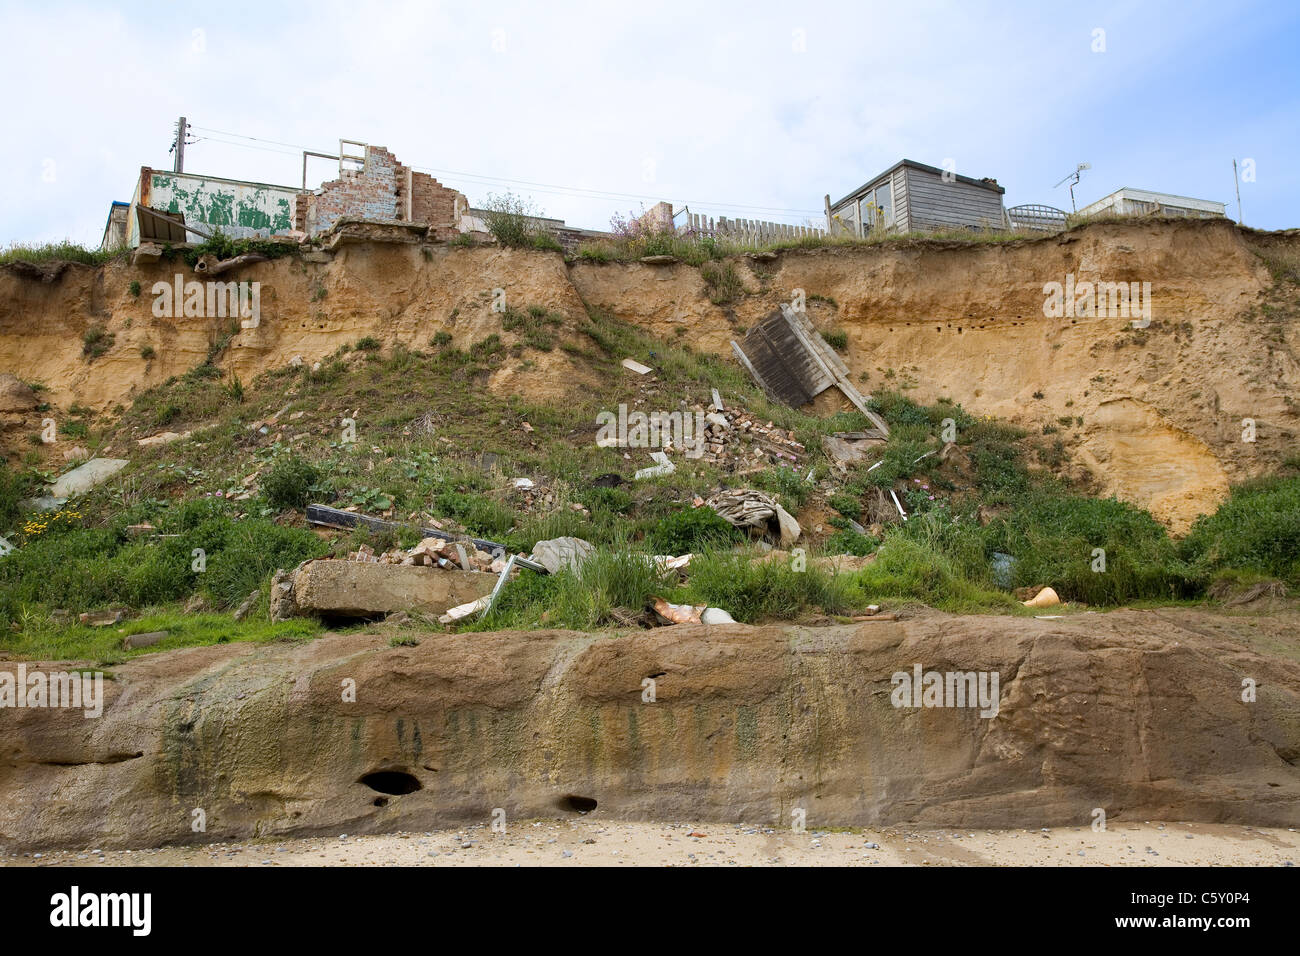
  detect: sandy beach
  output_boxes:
[8,819,1298,867]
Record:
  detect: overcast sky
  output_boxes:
[2,0,1297,246]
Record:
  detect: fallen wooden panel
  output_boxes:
[733,307,889,435]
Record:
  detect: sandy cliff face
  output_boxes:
[1,220,1295,529]
[0,610,1297,851]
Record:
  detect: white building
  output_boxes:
[1078,187,1225,219]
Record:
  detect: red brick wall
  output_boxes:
[410,172,463,240]
[304,145,467,239]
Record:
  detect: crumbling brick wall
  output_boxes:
[304,145,467,239]
[408,171,463,241]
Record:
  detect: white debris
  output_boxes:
[634,451,676,480]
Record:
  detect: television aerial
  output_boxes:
[1054,162,1091,213]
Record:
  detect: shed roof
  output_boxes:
[832,158,1005,209]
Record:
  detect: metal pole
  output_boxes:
[1233,159,1244,225]
[174,116,187,173]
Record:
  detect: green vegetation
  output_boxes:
[820,328,849,351]
[701,261,744,304]
[1181,477,1300,587]
[0,241,121,267]
[480,190,557,249]
[262,456,320,510]
[82,326,115,360]
[646,508,741,555]
[180,233,297,268]
[0,506,328,623]
[501,305,563,351]
[4,609,320,664]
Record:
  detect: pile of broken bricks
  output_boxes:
[698,403,805,469]
[347,538,517,574]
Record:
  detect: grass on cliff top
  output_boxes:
[2,609,320,664]
[0,241,123,267]
[574,225,1039,265]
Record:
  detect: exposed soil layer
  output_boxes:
[2,220,1296,529]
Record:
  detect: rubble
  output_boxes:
[530,537,596,575]
[634,451,676,480]
[289,560,497,619]
[49,458,130,498]
[1022,586,1062,608]
[79,609,126,627]
[122,631,168,650]
[705,489,801,547]
[651,598,737,626]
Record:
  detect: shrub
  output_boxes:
[262,456,319,510]
[983,490,1190,604]
[701,262,743,304]
[481,191,546,248]
[433,490,516,537]
[431,331,453,348]
[1180,477,1300,586]
[828,492,862,520]
[750,464,812,512]
[354,336,381,352]
[198,520,328,608]
[825,529,877,556]
[140,345,156,360]
[0,241,118,266]
[681,551,857,622]
[857,534,1013,611]
[0,464,34,530]
[646,507,741,555]
[821,328,849,351]
[82,326,115,360]
[129,280,141,297]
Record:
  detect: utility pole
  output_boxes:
[1232,159,1244,225]
[172,116,188,173]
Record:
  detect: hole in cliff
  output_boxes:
[359,771,422,795]
[559,794,598,814]
[648,671,666,679]
[373,797,389,807]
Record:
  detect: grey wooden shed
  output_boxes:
[828,159,1007,235]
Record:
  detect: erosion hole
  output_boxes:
[359,770,422,795]
[373,797,389,807]
[559,794,598,814]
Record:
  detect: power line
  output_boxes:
[188,125,824,218]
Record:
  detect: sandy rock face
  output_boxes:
[0,608,1296,851]
[0,220,1295,526]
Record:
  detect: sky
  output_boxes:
[1,0,1297,246]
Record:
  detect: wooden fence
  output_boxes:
[680,212,824,243]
